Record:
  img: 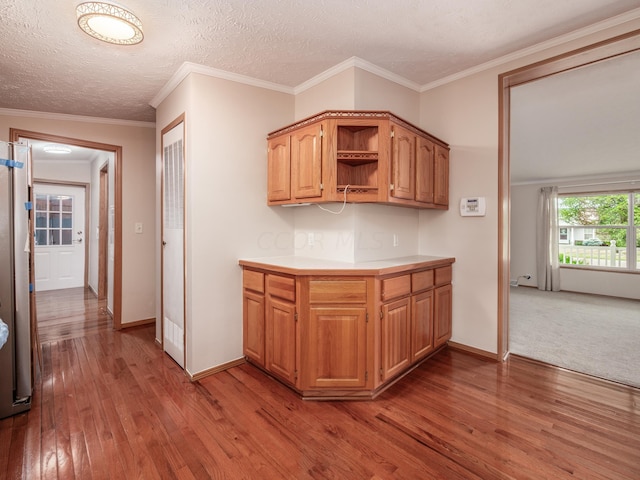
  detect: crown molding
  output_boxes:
[150,7,640,106]
[149,61,295,108]
[293,56,421,95]
[0,107,155,128]
[420,7,640,92]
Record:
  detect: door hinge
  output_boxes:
[366,312,369,323]
[379,368,384,379]
[320,183,324,190]
[379,310,383,319]
[390,184,395,191]
[294,312,298,321]
[294,370,298,379]
[320,129,324,137]
[390,130,395,138]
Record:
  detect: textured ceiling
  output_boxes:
[1,0,640,122]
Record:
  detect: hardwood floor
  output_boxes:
[1,288,639,479]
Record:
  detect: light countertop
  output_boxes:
[239,255,455,276]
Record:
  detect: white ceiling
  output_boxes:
[1,1,640,182]
[510,49,640,184]
[1,0,640,123]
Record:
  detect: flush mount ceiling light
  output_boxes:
[76,2,143,45]
[43,144,72,154]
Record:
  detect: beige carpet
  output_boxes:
[509,287,640,388]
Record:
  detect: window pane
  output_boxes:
[558,194,628,226]
[50,197,60,212]
[35,195,47,211]
[35,212,47,228]
[61,213,72,228]
[637,227,640,270]
[61,196,73,212]
[559,229,626,267]
[50,230,60,246]
[61,230,72,245]
[35,230,47,246]
[635,194,640,225]
[49,213,60,228]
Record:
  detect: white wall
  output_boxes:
[0,111,156,325]
[355,69,420,124]
[295,68,356,119]
[292,66,422,264]
[156,73,295,375]
[418,19,640,355]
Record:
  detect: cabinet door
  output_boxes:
[434,145,449,206]
[390,125,415,200]
[267,134,291,202]
[243,290,265,367]
[434,284,452,348]
[306,306,367,389]
[266,297,297,385]
[291,122,323,200]
[411,290,434,362]
[380,297,411,381]
[416,136,435,203]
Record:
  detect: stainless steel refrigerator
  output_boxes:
[0,141,32,419]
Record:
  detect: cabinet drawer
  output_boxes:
[267,274,296,302]
[412,269,434,293]
[309,280,367,304]
[435,265,452,286]
[381,275,410,302]
[243,269,264,294]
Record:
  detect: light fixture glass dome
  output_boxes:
[76,2,143,45]
[43,144,72,154]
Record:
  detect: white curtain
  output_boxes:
[536,186,560,291]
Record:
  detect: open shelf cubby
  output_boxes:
[336,125,379,190]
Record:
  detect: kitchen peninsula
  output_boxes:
[239,255,454,399]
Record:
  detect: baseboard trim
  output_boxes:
[188,358,246,382]
[121,317,155,329]
[448,341,500,361]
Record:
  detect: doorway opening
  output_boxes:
[498,31,640,366]
[10,128,123,330]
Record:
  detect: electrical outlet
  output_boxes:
[135,222,143,234]
[393,234,399,247]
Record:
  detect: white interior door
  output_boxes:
[34,184,85,291]
[162,122,185,368]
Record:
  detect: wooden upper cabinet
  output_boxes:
[291,122,324,200]
[267,134,291,203]
[391,124,416,201]
[266,111,449,209]
[416,136,435,204]
[434,144,449,207]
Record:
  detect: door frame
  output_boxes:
[497,29,640,360]
[10,129,124,329]
[32,180,90,289]
[160,113,187,365]
[98,162,109,300]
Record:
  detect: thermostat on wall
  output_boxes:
[460,197,486,216]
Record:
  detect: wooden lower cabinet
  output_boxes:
[305,306,368,389]
[241,259,453,399]
[411,289,435,362]
[380,297,411,381]
[434,283,453,348]
[265,297,297,385]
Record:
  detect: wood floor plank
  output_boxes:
[2,287,639,479]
